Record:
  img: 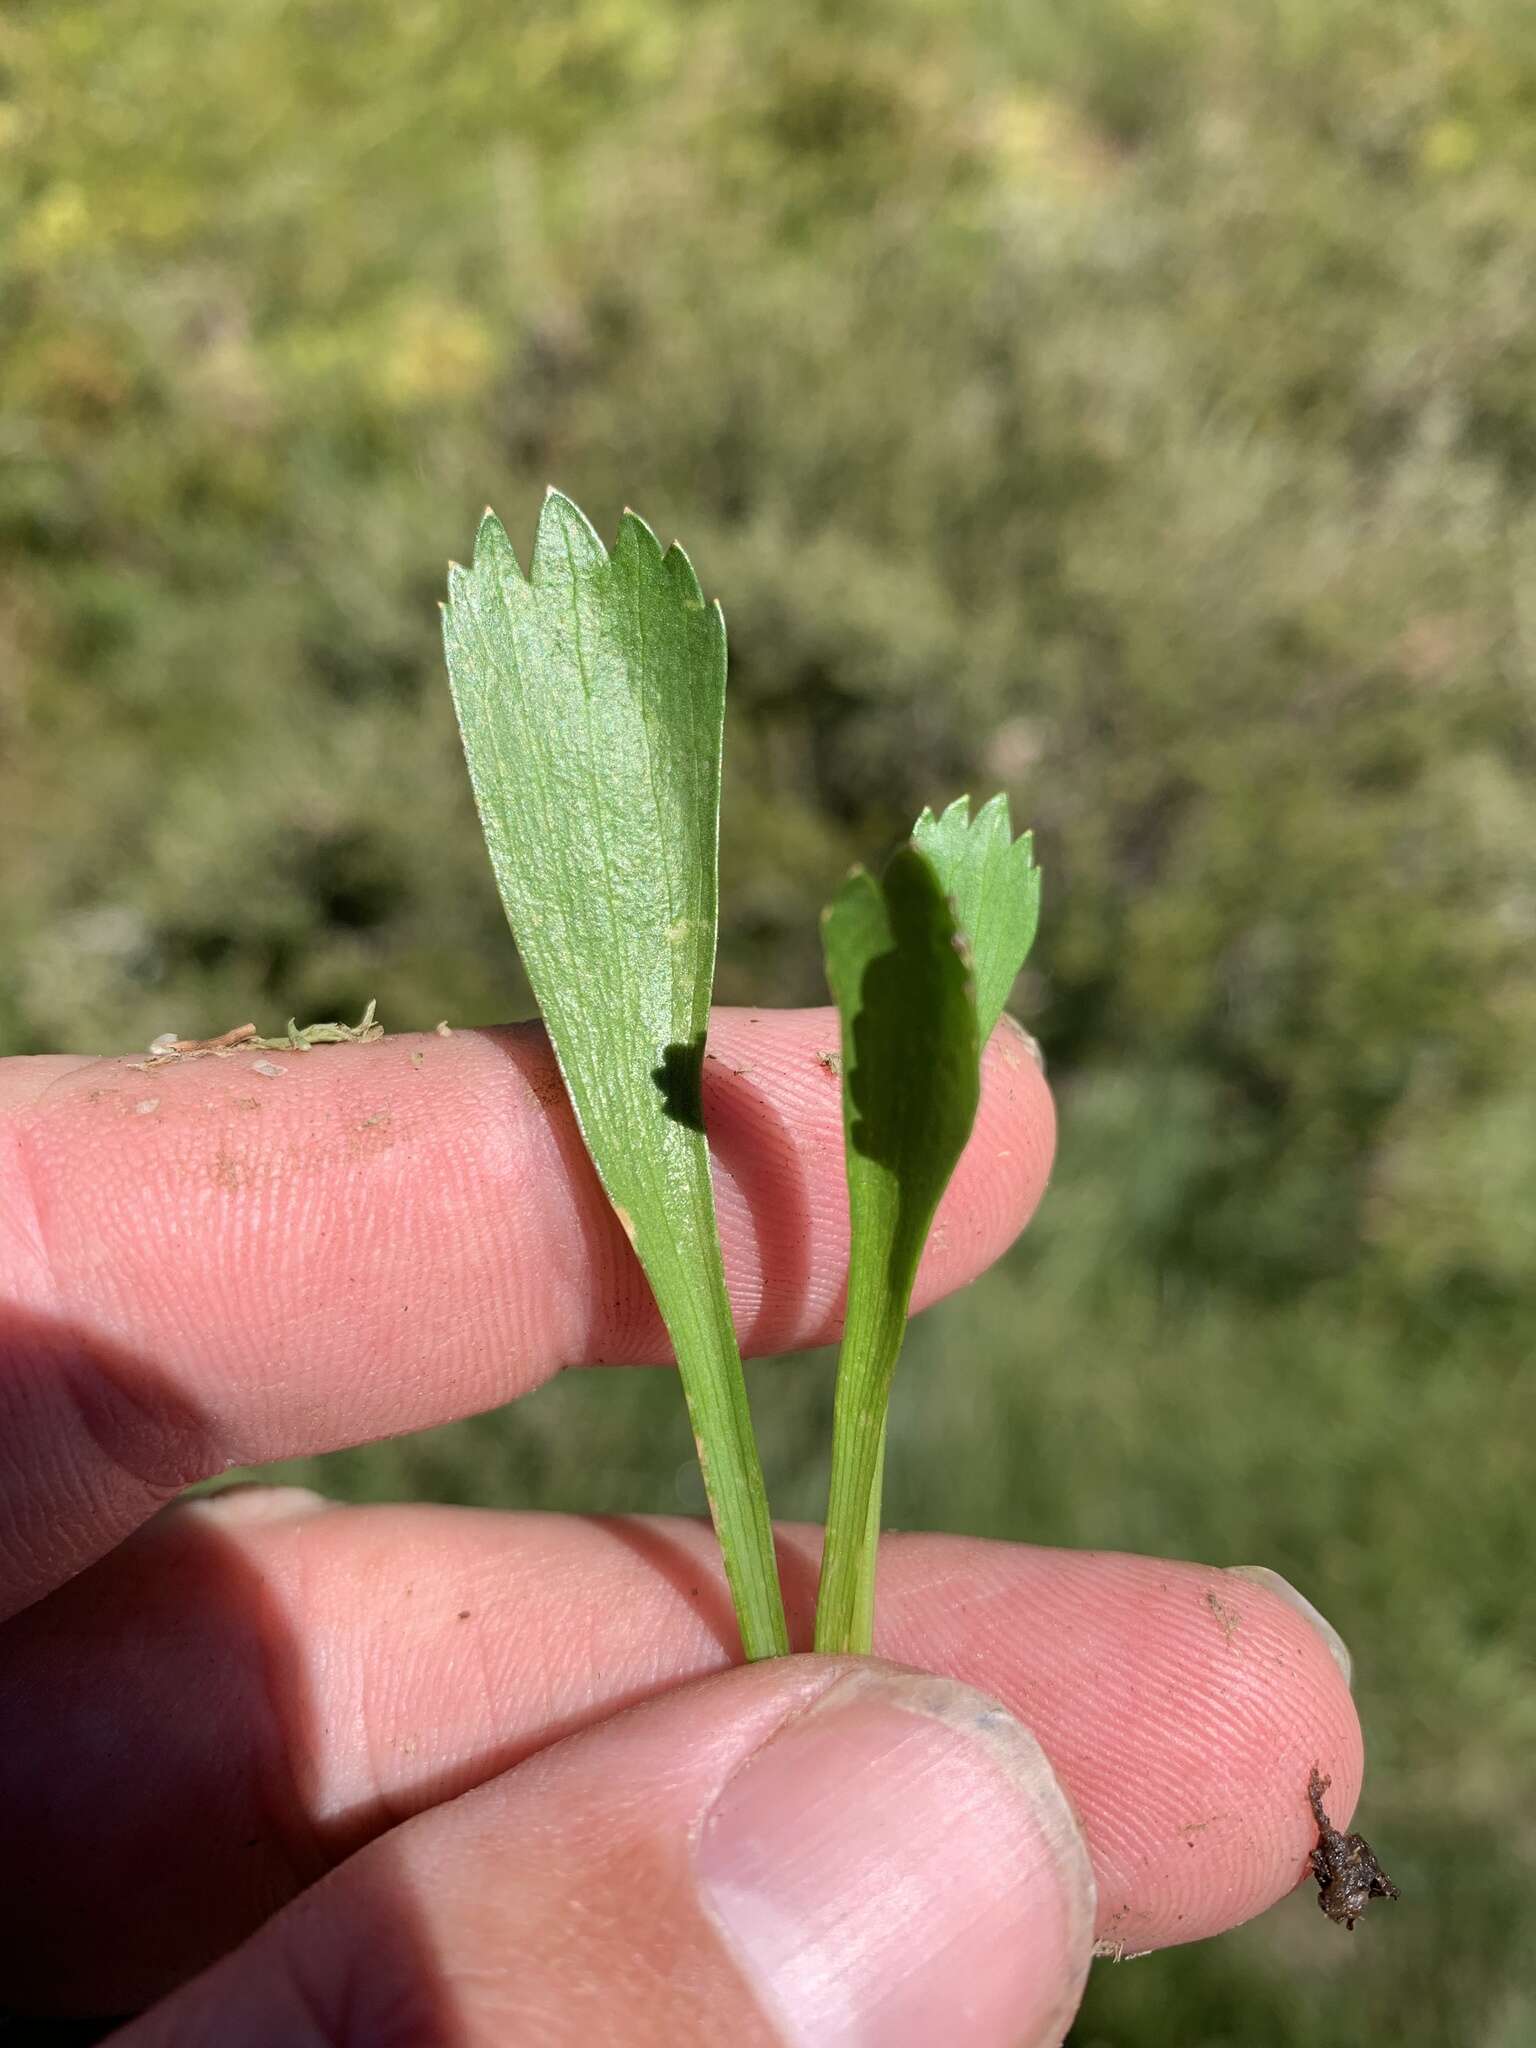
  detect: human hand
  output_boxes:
[0,1010,1361,2045]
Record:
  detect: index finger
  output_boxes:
[0,1007,1053,1617]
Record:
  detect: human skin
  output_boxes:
[0,1010,1361,2045]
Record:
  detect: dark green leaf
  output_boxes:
[814,843,981,1652]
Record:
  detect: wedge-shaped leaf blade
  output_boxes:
[814,844,981,1653]
[913,794,1040,1043]
[443,492,786,1660]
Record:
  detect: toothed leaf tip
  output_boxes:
[910,790,1041,1044]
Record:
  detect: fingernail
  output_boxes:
[696,1669,1095,2048]
[1226,1566,1353,1688]
[998,1013,1047,1073]
[181,1483,334,1525]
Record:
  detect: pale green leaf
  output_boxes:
[442,491,786,1660]
[912,793,1040,1043]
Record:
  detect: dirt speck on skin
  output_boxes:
[212,1150,244,1193]
[524,1067,566,1109]
[344,1109,395,1160]
[457,1610,471,1621]
[233,1096,261,1111]
[1205,1588,1241,1645]
[410,1050,426,1070]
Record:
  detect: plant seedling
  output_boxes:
[814,799,1039,1654]
[442,491,1039,1662]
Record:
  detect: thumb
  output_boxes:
[110,1658,1096,2048]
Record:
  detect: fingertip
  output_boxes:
[913,1012,1056,1313]
[876,1541,1365,1952]
[696,1663,1093,2048]
[1225,1565,1354,1693]
[1219,1564,1366,1839]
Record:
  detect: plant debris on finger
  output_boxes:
[1308,1767,1401,1930]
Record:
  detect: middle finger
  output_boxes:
[0,1494,1361,2016]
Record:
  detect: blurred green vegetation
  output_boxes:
[3,1,1535,2040]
